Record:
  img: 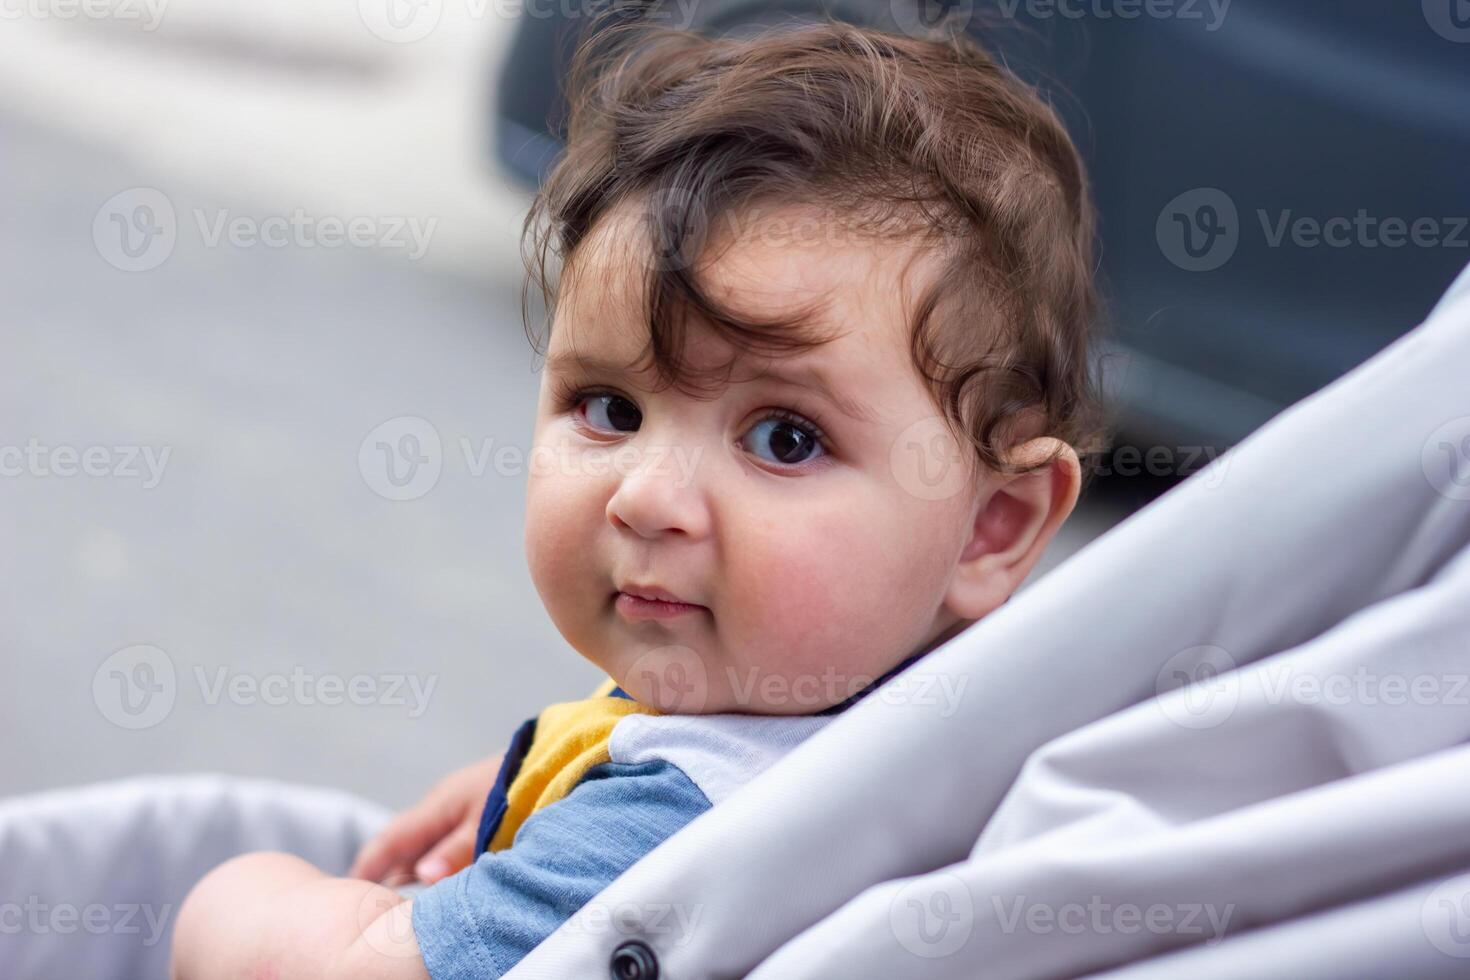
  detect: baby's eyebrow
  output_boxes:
[545,350,876,424]
[748,362,876,424]
[545,351,629,375]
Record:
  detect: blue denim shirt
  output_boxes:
[412,758,708,979]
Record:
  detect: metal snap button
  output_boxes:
[609,938,659,980]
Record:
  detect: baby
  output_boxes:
[171,12,1102,980]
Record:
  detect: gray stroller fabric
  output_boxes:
[0,774,389,979]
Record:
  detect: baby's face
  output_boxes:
[524,203,983,714]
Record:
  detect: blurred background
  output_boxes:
[3,0,1467,809]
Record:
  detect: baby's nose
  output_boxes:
[604,446,711,540]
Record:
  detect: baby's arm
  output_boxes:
[171,851,428,980]
[172,753,714,979]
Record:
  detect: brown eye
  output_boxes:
[741,416,825,466]
[581,393,642,433]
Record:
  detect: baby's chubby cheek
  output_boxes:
[716,501,948,712]
[523,469,603,645]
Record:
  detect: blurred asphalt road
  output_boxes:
[2,110,607,807]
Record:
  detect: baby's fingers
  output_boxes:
[413,813,480,884]
[349,799,458,883]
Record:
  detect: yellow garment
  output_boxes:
[488,678,660,851]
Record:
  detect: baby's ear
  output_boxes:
[943,438,1081,620]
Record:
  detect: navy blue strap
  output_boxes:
[473,716,538,857]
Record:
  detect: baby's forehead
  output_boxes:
[560,198,946,356]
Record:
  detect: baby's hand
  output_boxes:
[349,752,503,886]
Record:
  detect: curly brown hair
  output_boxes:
[522,9,1108,485]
